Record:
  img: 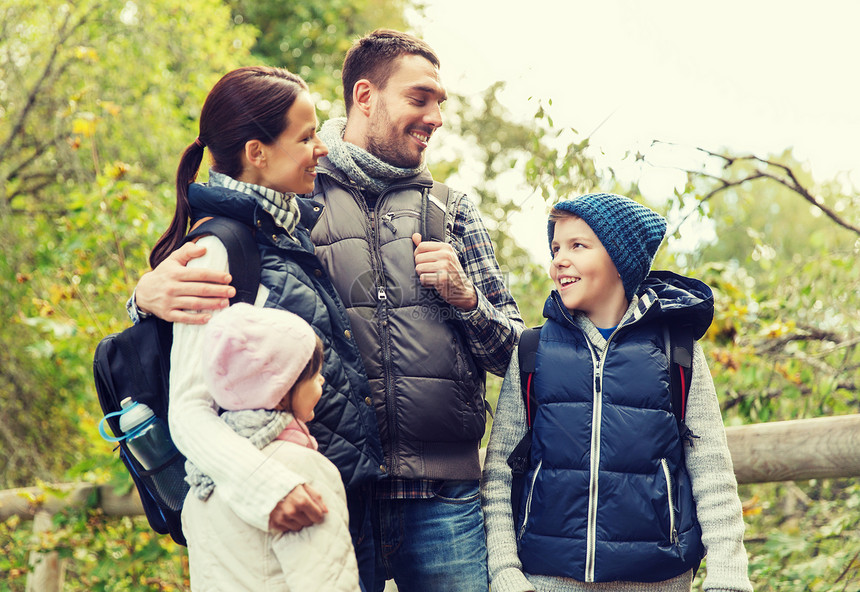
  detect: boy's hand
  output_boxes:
[268,484,328,532]
[412,233,478,311]
[136,242,235,324]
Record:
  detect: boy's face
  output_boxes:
[549,216,627,328]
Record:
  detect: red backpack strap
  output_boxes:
[665,324,697,445]
[518,326,542,427]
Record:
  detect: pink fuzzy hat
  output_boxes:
[203,303,317,411]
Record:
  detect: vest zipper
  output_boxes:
[584,341,606,583]
[381,212,397,233]
[374,203,397,472]
[352,184,398,472]
[661,458,679,544]
[518,459,542,541]
[381,210,420,234]
[370,184,430,473]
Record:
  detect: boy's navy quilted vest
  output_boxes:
[515,271,712,582]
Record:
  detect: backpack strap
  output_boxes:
[420,181,451,242]
[185,217,260,306]
[506,325,542,518]
[518,326,543,428]
[664,324,698,446]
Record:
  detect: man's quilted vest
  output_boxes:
[309,163,486,480]
[516,272,711,582]
[187,183,384,490]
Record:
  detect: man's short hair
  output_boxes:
[342,29,440,113]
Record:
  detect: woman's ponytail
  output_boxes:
[149,140,204,268]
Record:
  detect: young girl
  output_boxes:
[153,66,383,589]
[482,193,752,592]
[182,303,360,591]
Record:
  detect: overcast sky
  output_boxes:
[407,1,860,256]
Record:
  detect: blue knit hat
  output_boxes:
[548,193,667,300]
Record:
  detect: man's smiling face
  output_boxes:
[365,53,447,168]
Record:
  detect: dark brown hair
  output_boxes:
[341,29,440,113]
[276,334,325,413]
[150,66,308,268]
[293,334,325,388]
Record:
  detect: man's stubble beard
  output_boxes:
[365,100,423,169]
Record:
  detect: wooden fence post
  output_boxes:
[25,510,64,592]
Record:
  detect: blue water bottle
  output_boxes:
[99,397,187,510]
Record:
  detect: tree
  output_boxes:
[225,0,409,114]
[653,145,860,590]
[0,0,257,488]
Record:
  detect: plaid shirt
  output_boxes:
[447,192,524,376]
[377,190,524,500]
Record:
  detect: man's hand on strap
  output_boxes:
[412,233,478,311]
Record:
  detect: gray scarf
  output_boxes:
[318,117,425,194]
[208,170,300,236]
[185,409,292,501]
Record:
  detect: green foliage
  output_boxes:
[226,0,409,116]
[660,150,860,590]
[2,0,859,588]
[0,0,257,488]
[1,508,188,591]
[737,480,860,592]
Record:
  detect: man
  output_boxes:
[132,29,523,592]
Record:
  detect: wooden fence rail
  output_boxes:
[3,414,860,590]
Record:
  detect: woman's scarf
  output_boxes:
[208,170,300,236]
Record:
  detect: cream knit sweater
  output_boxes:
[481,311,753,592]
[168,237,304,532]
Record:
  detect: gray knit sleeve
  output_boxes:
[684,343,754,592]
[481,350,537,592]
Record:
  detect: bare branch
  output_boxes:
[754,328,845,354]
[0,4,100,162]
[3,134,67,187]
[651,142,860,237]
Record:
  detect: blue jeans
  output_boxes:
[372,480,489,592]
[347,484,376,592]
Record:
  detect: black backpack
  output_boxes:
[93,217,259,545]
[506,323,696,517]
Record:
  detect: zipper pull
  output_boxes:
[377,287,387,301]
[382,213,397,233]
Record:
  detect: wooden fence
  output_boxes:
[3,414,860,591]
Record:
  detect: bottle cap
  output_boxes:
[118,397,155,434]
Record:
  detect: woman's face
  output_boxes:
[258,91,328,195]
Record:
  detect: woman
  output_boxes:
[152,66,383,590]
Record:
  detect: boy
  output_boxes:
[481,193,752,592]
